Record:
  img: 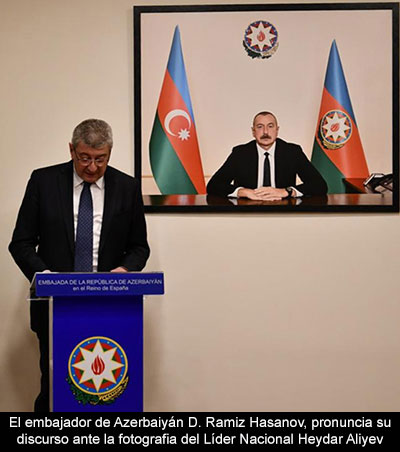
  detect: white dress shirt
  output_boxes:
[73,169,105,271]
[256,141,276,188]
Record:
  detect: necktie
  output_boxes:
[263,152,271,186]
[74,181,93,272]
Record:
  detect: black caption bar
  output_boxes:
[2,412,398,449]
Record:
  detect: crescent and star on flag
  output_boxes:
[164,109,191,141]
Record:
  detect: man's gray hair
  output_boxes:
[252,111,278,127]
[71,119,113,150]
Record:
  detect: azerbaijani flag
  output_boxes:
[149,26,206,194]
[311,40,369,193]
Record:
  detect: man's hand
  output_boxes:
[238,187,288,201]
[254,187,288,200]
[237,188,265,200]
[110,266,129,273]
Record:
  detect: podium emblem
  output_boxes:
[67,336,129,405]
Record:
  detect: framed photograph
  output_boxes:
[134,3,399,213]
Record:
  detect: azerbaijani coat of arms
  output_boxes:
[243,20,279,59]
[319,109,353,150]
[67,336,129,405]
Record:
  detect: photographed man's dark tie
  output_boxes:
[263,152,271,186]
[74,181,93,272]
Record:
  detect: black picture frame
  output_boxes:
[134,3,399,213]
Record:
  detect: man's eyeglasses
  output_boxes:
[73,149,109,167]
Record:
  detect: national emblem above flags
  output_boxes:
[149,26,206,194]
[311,40,369,193]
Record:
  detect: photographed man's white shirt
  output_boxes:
[256,141,276,188]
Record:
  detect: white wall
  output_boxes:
[0,0,399,411]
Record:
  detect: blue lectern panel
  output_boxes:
[52,295,143,412]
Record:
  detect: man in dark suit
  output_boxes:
[9,119,150,411]
[207,111,327,201]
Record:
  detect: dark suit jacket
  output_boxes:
[9,161,150,331]
[207,138,327,197]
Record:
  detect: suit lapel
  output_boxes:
[57,161,74,254]
[274,138,286,187]
[99,167,117,256]
[248,141,259,188]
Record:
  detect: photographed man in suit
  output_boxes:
[207,111,327,201]
[9,119,150,411]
